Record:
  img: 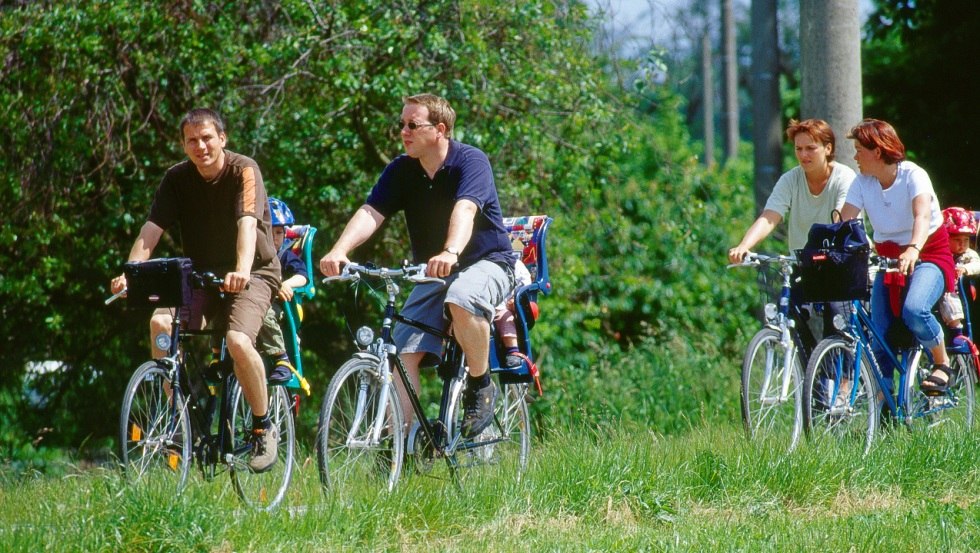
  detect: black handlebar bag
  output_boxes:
[795,217,871,303]
[124,258,194,309]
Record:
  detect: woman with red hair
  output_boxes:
[840,118,956,396]
[728,118,855,349]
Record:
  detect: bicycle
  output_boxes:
[728,252,812,451]
[315,262,531,495]
[110,263,296,511]
[802,257,977,454]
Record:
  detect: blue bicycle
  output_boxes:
[803,258,976,453]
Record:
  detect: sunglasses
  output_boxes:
[397,120,436,132]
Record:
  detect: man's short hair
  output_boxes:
[179,108,225,140]
[404,94,455,137]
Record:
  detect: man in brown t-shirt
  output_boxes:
[110,109,282,473]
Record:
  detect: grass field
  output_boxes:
[3,420,980,552]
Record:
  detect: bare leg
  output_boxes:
[149,311,173,358]
[226,329,269,417]
[447,304,490,377]
[395,352,424,431]
[932,343,950,367]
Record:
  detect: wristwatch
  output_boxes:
[444,246,460,256]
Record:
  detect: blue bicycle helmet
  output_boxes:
[269,197,295,227]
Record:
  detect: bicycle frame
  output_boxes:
[329,263,512,475]
[162,313,250,473]
[764,259,803,403]
[835,299,923,419]
[734,254,811,404]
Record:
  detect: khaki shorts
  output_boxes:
[393,259,513,361]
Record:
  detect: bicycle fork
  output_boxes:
[760,325,797,405]
[345,358,395,448]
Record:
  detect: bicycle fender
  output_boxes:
[352,351,382,363]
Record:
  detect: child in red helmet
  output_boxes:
[939,207,980,350]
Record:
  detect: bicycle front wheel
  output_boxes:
[803,338,879,454]
[904,351,976,433]
[316,357,405,495]
[740,327,803,451]
[229,379,296,511]
[448,376,531,478]
[119,361,192,492]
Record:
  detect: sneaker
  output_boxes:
[504,353,524,369]
[460,381,497,438]
[269,358,293,385]
[247,426,279,473]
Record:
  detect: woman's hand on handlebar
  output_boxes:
[898,246,919,276]
[728,245,750,265]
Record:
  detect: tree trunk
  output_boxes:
[800,0,862,171]
[751,0,781,214]
[702,32,715,167]
[721,0,739,163]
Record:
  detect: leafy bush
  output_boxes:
[0,1,764,465]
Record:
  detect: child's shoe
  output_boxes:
[951,334,972,354]
[268,356,294,385]
[503,347,524,369]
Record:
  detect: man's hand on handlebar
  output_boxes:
[426,251,458,278]
[110,274,128,296]
[223,270,250,293]
[319,250,349,277]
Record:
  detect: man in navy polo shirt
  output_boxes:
[319,93,516,438]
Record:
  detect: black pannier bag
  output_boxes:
[795,217,871,303]
[123,257,194,309]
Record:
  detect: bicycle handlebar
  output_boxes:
[322,262,446,286]
[105,269,232,305]
[726,252,796,270]
[869,255,902,271]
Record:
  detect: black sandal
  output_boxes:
[920,364,954,396]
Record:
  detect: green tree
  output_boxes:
[863,0,980,207]
[0,0,629,459]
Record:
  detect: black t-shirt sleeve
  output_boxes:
[366,159,406,218]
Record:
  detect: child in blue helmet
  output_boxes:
[255,197,309,384]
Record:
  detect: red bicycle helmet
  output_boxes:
[942,207,978,236]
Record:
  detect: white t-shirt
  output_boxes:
[843,160,942,245]
[764,162,856,252]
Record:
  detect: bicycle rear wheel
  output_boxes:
[740,327,803,451]
[229,378,295,511]
[119,361,192,492]
[316,357,404,495]
[447,375,531,478]
[803,338,879,454]
[904,351,976,433]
